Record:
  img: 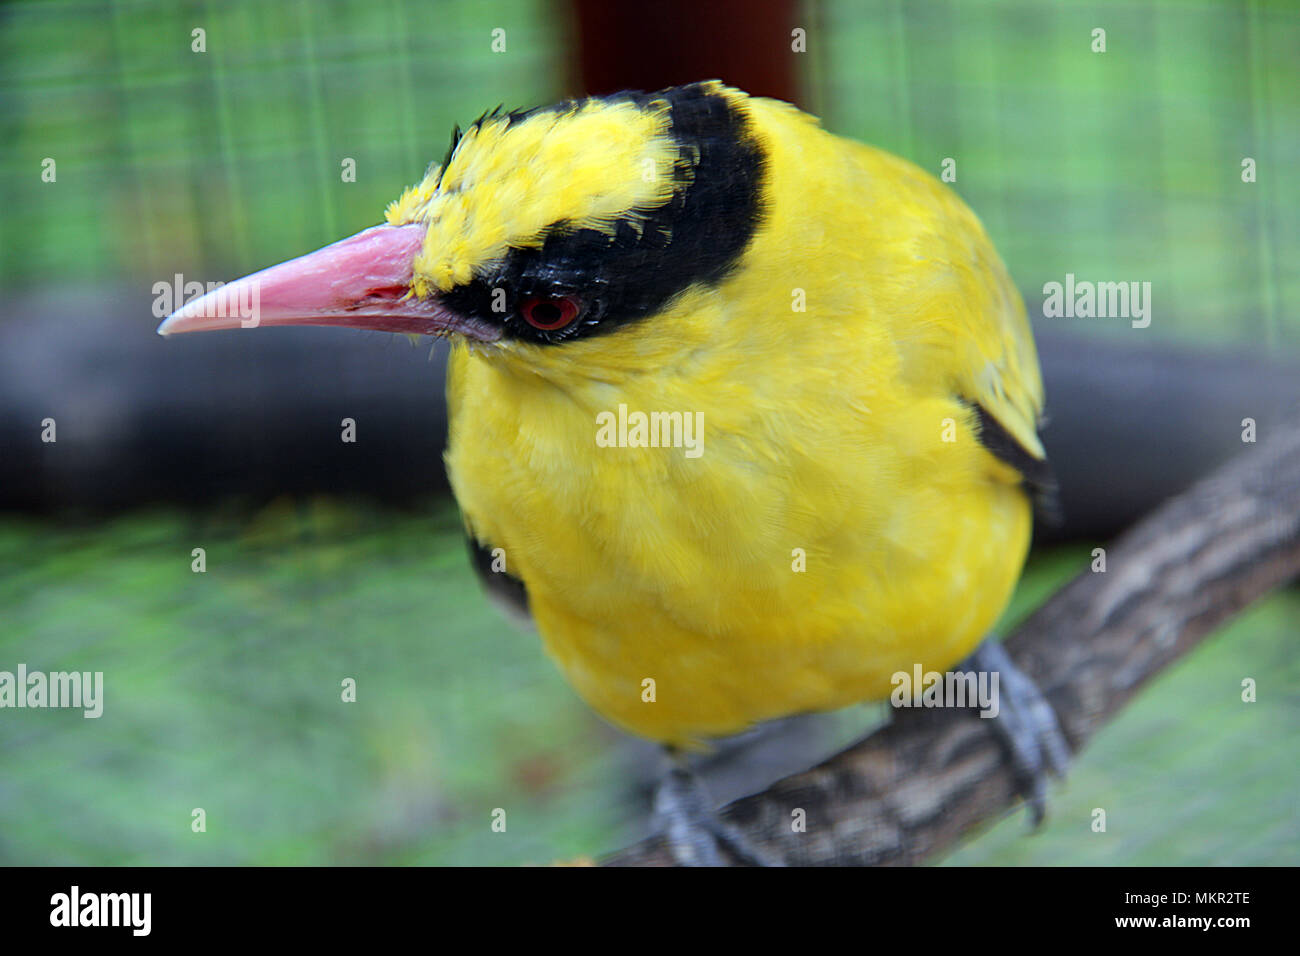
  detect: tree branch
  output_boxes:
[604,424,1300,866]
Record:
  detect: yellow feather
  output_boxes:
[437,86,1044,745]
[387,98,681,297]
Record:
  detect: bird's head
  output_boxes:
[158,81,768,376]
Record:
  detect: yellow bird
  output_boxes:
[161,81,1067,865]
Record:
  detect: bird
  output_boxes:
[160,80,1069,865]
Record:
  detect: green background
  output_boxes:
[1,0,1296,864]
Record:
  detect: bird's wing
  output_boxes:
[962,259,1047,461]
[952,248,1059,515]
[864,139,1053,507]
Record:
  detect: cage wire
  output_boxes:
[0,0,1297,868]
[2,0,1294,351]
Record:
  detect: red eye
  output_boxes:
[520,295,581,331]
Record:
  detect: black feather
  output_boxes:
[438,82,768,345]
[969,402,1062,525]
[439,123,464,177]
[466,535,531,621]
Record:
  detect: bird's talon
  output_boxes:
[964,638,1071,825]
[653,760,783,867]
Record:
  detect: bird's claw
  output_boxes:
[652,762,784,866]
[964,638,1071,827]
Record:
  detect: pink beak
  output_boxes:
[156,223,501,341]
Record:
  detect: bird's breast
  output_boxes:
[443,335,1031,745]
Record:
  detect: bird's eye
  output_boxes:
[519,295,581,331]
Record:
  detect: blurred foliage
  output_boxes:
[1,506,1295,865]
[1,0,1297,864]
[0,502,627,865]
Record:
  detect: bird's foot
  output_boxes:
[963,638,1071,827]
[652,756,784,866]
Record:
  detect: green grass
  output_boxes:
[1,503,1295,865]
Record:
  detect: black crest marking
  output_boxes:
[438,82,768,345]
[439,104,522,177]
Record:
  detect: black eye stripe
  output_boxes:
[438,83,767,346]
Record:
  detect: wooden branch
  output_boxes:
[604,423,1300,866]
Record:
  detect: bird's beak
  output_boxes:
[156,223,501,341]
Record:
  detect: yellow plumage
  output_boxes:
[421,84,1044,746]
[386,99,681,295]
